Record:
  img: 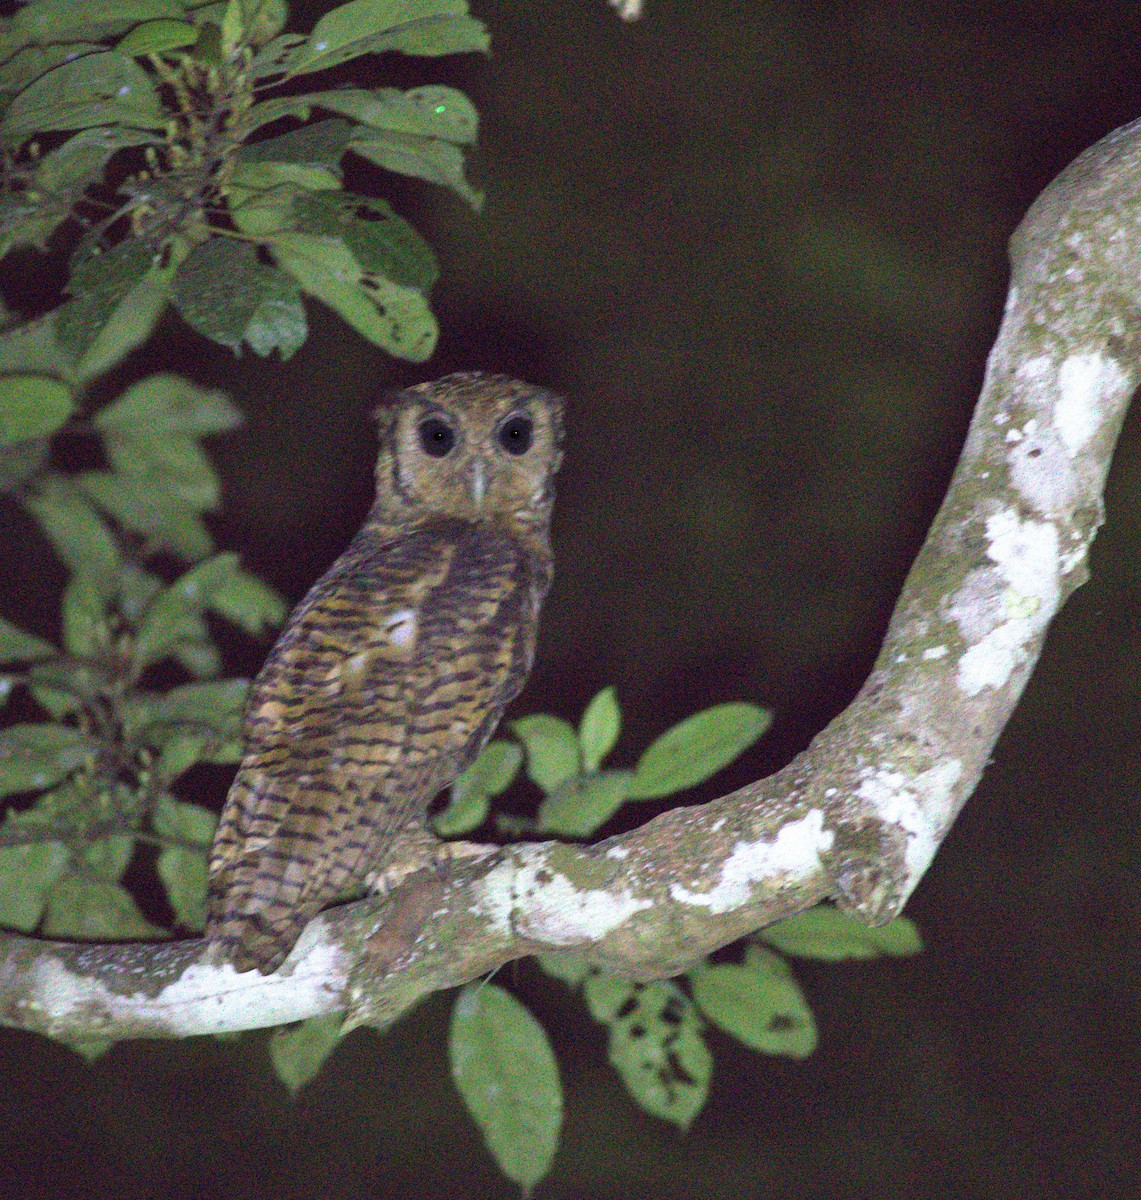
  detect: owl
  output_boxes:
[206,372,563,974]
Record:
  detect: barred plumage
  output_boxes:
[206,373,563,973]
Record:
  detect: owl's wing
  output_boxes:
[206,522,543,973]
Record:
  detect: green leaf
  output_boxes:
[0,617,56,663]
[0,312,74,378]
[606,980,711,1131]
[582,971,634,1023]
[117,19,199,55]
[533,951,590,988]
[433,739,521,836]
[689,947,818,1059]
[537,771,633,838]
[96,373,242,436]
[41,874,170,941]
[0,840,70,931]
[22,475,121,596]
[82,834,135,883]
[154,733,206,779]
[269,1014,344,1095]
[628,702,771,800]
[141,678,248,746]
[2,51,167,147]
[0,723,97,798]
[251,31,306,78]
[27,658,95,718]
[61,571,108,657]
[269,230,437,361]
[154,793,216,930]
[449,983,562,1193]
[97,431,220,508]
[243,267,307,359]
[56,240,174,383]
[578,686,620,772]
[258,85,478,144]
[291,190,438,292]
[169,238,308,357]
[286,0,488,77]
[33,125,162,196]
[350,128,482,210]
[76,472,214,561]
[62,1036,115,1063]
[0,375,73,443]
[511,714,579,793]
[759,905,924,960]
[240,115,356,163]
[13,1,187,47]
[0,45,103,106]
[134,554,283,669]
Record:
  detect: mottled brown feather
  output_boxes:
[206,373,561,972]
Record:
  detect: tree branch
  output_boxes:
[3,117,1140,1043]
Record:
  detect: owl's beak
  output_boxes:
[469,459,489,511]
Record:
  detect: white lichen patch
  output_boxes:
[26,932,343,1039]
[473,844,651,944]
[856,759,961,884]
[668,810,832,913]
[922,645,948,660]
[952,510,1060,696]
[1055,352,1127,456]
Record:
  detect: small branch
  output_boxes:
[2,117,1141,1043]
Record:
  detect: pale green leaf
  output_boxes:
[96,373,241,436]
[22,475,120,596]
[291,190,438,292]
[350,128,482,210]
[240,114,355,161]
[2,52,167,147]
[13,1,186,47]
[533,952,590,987]
[266,85,477,143]
[82,834,135,883]
[759,905,923,960]
[251,32,306,78]
[0,840,70,931]
[0,375,73,443]
[269,1014,344,1095]
[433,739,520,836]
[449,983,562,1192]
[628,702,771,800]
[154,733,206,780]
[141,678,249,746]
[61,571,108,657]
[33,126,162,196]
[606,980,711,1130]
[243,267,307,359]
[582,971,634,1024]
[578,686,620,772]
[0,617,56,663]
[286,0,487,77]
[63,1037,115,1063]
[72,257,174,383]
[537,771,632,838]
[0,311,74,378]
[689,947,818,1059]
[117,19,198,54]
[511,714,579,793]
[99,430,220,508]
[0,45,103,104]
[41,874,170,941]
[155,807,211,929]
[270,230,437,360]
[76,472,214,561]
[27,658,95,718]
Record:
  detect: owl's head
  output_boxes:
[374,372,564,528]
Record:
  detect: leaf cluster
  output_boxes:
[0,0,488,371]
[0,370,285,944]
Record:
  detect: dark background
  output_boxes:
[2,1,1141,1197]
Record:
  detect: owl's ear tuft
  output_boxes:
[373,401,398,441]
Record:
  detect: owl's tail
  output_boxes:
[206,891,317,975]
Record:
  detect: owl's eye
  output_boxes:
[497,414,533,455]
[418,416,456,457]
